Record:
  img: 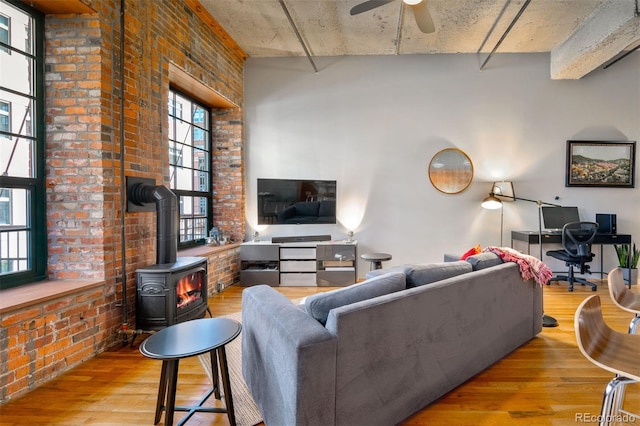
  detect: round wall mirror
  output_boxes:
[428,148,474,194]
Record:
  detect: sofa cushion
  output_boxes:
[318,200,336,217]
[466,252,503,270]
[304,272,406,325]
[295,201,321,216]
[404,261,472,288]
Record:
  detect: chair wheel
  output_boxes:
[592,286,597,291]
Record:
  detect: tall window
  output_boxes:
[0,0,45,288]
[0,13,9,54]
[168,89,212,248]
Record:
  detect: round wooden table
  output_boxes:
[140,317,241,426]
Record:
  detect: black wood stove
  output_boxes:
[130,183,209,331]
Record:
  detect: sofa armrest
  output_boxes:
[242,285,337,426]
[277,205,296,223]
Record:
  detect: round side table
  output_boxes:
[140,317,241,426]
[361,252,392,271]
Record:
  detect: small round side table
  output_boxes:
[140,317,241,426]
[361,252,392,271]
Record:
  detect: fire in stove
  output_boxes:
[176,272,203,309]
[136,257,208,331]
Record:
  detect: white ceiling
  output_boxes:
[199,0,640,79]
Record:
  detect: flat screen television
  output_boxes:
[541,206,580,231]
[257,178,336,225]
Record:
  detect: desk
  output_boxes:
[140,318,241,426]
[511,231,632,280]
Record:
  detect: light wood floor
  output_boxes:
[1,281,639,426]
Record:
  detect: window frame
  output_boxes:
[0,0,46,289]
[0,12,10,54]
[168,88,213,250]
[0,100,10,132]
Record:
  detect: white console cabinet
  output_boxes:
[240,239,357,286]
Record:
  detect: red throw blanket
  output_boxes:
[483,246,552,287]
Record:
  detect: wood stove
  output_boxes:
[136,256,208,331]
[130,182,209,331]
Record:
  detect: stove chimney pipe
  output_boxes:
[128,183,178,265]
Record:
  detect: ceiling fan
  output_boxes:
[350,0,436,34]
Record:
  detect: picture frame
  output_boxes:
[566,140,636,188]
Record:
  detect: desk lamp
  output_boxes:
[482,181,561,327]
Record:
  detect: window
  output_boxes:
[0,0,45,289]
[0,13,9,54]
[168,89,212,248]
[0,100,9,132]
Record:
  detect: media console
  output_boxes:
[240,237,357,287]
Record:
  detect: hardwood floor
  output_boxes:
[1,281,638,426]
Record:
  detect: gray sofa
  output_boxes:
[277,200,336,224]
[241,253,543,426]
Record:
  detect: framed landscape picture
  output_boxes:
[566,140,636,188]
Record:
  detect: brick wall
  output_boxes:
[45,11,113,282]
[206,246,241,295]
[212,108,245,242]
[0,283,117,400]
[0,0,245,403]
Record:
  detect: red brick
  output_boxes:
[5,0,245,404]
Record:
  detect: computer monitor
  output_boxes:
[541,206,580,231]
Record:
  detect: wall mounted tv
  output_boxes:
[257,178,336,225]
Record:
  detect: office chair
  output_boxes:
[546,221,599,291]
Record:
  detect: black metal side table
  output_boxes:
[139,317,242,426]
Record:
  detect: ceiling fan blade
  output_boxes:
[407,0,435,33]
[350,0,395,16]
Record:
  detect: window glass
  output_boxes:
[168,89,212,248]
[0,187,30,274]
[0,14,9,54]
[0,0,45,288]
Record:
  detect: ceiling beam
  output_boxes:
[550,0,640,80]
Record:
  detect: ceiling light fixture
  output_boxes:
[350,0,435,34]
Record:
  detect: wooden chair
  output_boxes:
[607,267,640,334]
[574,295,640,425]
[606,267,640,418]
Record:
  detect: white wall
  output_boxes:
[244,53,640,278]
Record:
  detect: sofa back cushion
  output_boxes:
[295,201,321,216]
[404,261,472,288]
[465,252,503,270]
[318,199,336,217]
[304,272,406,325]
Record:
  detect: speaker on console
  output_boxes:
[595,213,617,234]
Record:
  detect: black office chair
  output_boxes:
[546,221,599,291]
